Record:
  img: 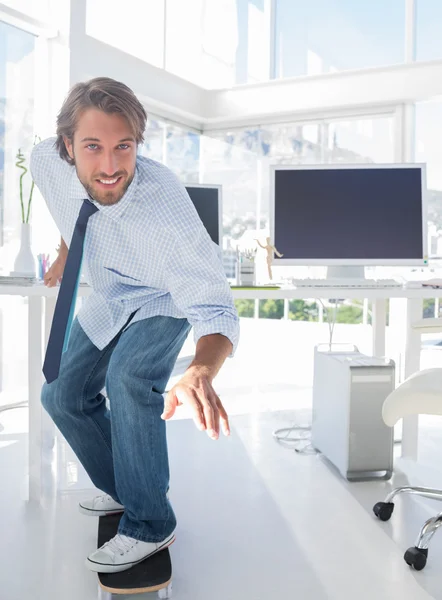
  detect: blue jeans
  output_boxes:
[41,315,191,542]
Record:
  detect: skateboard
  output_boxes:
[97,513,173,598]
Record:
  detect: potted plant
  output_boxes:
[12,136,40,277]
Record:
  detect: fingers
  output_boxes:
[201,387,219,439]
[216,396,230,437]
[161,391,177,420]
[44,274,54,287]
[164,383,230,440]
[173,387,206,432]
[43,270,62,287]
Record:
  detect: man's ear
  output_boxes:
[63,135,74,160]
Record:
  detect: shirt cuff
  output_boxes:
[192,316,240,358]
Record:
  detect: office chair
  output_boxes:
[373,317,442,571]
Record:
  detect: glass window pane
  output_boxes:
[165,0,205,86]
[0,22,36,398]
[415,100,442,256]
[200,131,259,278]
[140,118,166,164]
[165,0,271,88]
[86,0,165,68]
[274,0,405,78]
[324,116,394,164]
[0,22,36,264]
[166,125,200,183]
[415,0,442,62]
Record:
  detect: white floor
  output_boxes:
[2,316,442,599]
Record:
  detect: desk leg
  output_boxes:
[28,296,44,502]
[401,297,423,459]
[372,299,386,357]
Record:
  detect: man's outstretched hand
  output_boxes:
[162,367,230,440]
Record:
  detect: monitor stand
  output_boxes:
[326,266,366,280]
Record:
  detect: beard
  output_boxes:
[78,168,135,206]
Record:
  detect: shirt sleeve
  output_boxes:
[160,175,240,356]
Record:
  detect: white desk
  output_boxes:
[0,283,438,501]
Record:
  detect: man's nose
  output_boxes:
[100,151,118,176]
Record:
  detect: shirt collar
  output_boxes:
[69,163,139,221]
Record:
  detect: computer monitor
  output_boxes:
[269,164,427,275]
[185,184,222,246]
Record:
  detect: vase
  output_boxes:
[12,222,36,277]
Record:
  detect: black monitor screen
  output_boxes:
[274,167,424,261]
[186,186,220,245]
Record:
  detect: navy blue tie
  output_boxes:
[43,199,98,383]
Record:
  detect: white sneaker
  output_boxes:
[85,531,175,573]
[79,494,124,517]
[79,490,170,517]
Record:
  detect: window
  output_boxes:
[324,116,394,164]
[165,0,271,88]
[141,118,200,183]
[274,0,405,78]
[0,21,37,400]
[0,22,36,268]
[415,0,442,62]
[140,118,167,164]
[201,130,260,241]
[415,99,442,256]
[86,0,165,68]
[166,125,200,183]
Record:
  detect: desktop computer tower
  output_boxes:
[311,348,395,481]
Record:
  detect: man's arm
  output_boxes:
[161,232,237,440]
[187,333,233,383]
[43,236,68,287]
[162,334,233,439]
[157,176,239,439]
[57,237,68,258]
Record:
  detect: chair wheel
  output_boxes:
[373,501,394,521]
[404,547,428,571]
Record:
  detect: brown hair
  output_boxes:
[55,77,147,164]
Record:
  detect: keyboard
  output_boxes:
[290,278,403,289]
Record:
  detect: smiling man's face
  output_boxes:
[64,108,137,206]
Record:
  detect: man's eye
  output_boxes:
[87,144,98,150]
[119,144,130,150]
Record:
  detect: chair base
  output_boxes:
[385,485,442,504]
[373,485,442,570]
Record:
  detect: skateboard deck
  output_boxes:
[97,513,173,597]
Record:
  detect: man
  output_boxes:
[30,77,239,574]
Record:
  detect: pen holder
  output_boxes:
[237,257,256,286]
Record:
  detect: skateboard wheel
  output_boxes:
[158,583,173,598]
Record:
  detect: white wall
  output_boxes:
[204,60,442,129]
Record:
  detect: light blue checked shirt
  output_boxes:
[31,137,239,355]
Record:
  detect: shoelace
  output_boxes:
[94,494,113,507]
[105,534,137,556]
